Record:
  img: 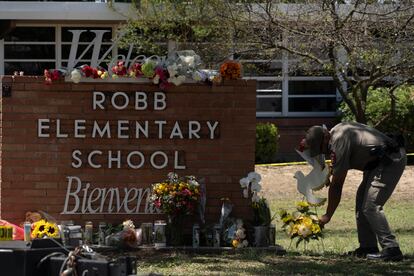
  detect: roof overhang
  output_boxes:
[0,1,134,22]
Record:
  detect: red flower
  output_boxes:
[92,68,99,79]
[112,61,127,76]
[298,138,307,152]
[51,70,60,81]
[82,66,93,78]
[128,63,142,77]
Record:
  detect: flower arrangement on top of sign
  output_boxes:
[43,50,242,89]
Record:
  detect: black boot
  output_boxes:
[346,247,379,258]
[367,247,403,262]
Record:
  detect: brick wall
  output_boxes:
[0,76,256,226]
[257,117,337,162]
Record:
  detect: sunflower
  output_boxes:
[45,222,60,238]
[31,219,47,238]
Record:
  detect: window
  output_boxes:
[256,79,282,115]
[2,25,114,75]
[287,79,337,114]
[3,27,56,75]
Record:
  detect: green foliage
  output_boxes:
[252,198,274,226]
[119,0,235,65]
[256,123,278,164]
[339,85,414,149]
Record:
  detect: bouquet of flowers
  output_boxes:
[31,219,60,239]
[220,60,242,80]
[104,219,138,248]
[150,172,201,218]
[279,201,323,248]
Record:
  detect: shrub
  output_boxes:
[256,123,278,164]
[339,85,414,151]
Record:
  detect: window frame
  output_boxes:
[1,22,117,75]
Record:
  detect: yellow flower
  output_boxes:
[298,223,312,238]
[287,223,299,237]
[282,214,293,224]
[311,223,321,234]
[296,201,310,211]
[45,222,60,238]
[31,219,47,239]
[232,239,240,248]
[302,217,313,227]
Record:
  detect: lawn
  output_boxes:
[135,165,414,275]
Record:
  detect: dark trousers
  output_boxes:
[355,148,406,249]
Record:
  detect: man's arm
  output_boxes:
[320,170,347,225]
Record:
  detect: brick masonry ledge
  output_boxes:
[0,75,256,87]
[94,244,287,256]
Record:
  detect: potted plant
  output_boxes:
[240,172,276,247]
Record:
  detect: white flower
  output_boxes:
[122,219,135,230]
[292,211,302,220]
[180,56,195,67]
[169,75,186,86]
[251,192,260,203]
[310,215,319,222]
[167,64,178,77]
[250,181,262,193]
[70,69,82,83]
[188,179,199,187]
[298,224,312,238]
[239,177,250,188]
[192,71,203,81]
[242,188,249,198]
[247,172,262,183]
[242,239,248,247]
[153,75,160,84]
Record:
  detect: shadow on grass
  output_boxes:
[136,250,414,275]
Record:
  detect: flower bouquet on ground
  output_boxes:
[150,172,201,246]
[279,201,324,250]
[104,219,137,249]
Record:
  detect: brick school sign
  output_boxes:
[0,76,256,225]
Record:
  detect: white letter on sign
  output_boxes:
[37,119,50,138]
[154,92,166,110]
[93,91,105,110]
[62,176,82,214]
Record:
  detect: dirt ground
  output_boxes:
[257,164,414,202]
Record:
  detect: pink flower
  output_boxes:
[298,138,307,152]
[112,61,127,76]
[154,199,161,208]
[51,70,60,81]
[44,69,52,85]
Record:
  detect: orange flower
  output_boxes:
[220,61,242,80]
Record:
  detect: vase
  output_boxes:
[254,226,269,247]
[167,216,185,247]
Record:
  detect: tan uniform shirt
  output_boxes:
[329,122,394,176]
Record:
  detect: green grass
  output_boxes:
[135,186,414,275]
